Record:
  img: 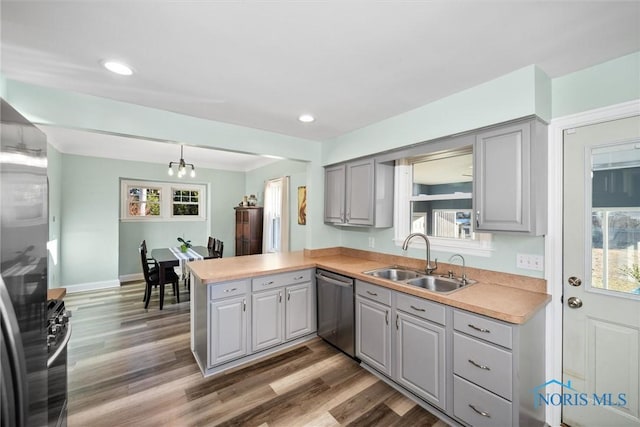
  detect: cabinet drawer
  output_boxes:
[453,375,512,427]
[209,280,248,300]
[453,332,512,400]
[395,292,445,325]
[251,269,312,292]
[355,280,391,306]
[454,309,512,349]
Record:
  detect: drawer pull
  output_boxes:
[385,310,389,325]
[294,275,304,280]
[468,359,491,371]
[367,291,378,296]
[410,305,426,312]
[262,281,275,286]
[468,323,491,333]
[243,299,246,312]
[224,288,237,293]
[469,404,491,418]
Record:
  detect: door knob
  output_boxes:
[568,276,582,287]
[567,297,583,309]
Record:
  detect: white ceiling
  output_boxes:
[1,1,639,166]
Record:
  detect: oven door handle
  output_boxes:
[47,324,71,368]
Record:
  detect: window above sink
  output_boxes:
[395,143,493,257]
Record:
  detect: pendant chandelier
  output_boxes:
[168,145,195,178]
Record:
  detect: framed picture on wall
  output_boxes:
[297,186,306,225]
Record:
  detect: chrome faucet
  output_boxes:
[402,233,438,275]
[448,253,467,284]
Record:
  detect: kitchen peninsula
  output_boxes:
[188,248,551,426]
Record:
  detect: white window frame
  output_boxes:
[120,179,207,222]
[394,159,493,257]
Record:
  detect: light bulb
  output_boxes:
[168,167,174,176]
[190,169,195,178]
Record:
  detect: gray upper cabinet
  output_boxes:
[324,158,394,227]
[324,164,346,224]
[474,118,547,235]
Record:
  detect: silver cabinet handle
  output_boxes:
[287,290,291,301]
[468,324,490,333]
[262,281,274,286]
[385,310,389,325]
[224,287,237,293]
[396,314,399,330]
[468,359,491,370]
[475,211,480,228]
[278,291,282,303]
[367,290,378,296]
[243,299,246,312]
[410,305,425,312]
[294,276,304,281]
[469,404,491,418]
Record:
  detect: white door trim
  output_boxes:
[546,99,640,426]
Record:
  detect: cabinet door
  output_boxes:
[345,159,375,225]
[209,296,247,367]
[324,164,346,224]
[251,288,283,352]
[395,312,446,410]
[285,282,315,340]
[474,122,531,232]
[355,296,392,376]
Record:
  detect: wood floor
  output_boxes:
[65,282,449,427]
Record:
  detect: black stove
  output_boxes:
[47,299,71,427]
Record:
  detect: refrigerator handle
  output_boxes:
[0,276,29,427]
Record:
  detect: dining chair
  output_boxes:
[139,242,180,310]
[207,236,224,258]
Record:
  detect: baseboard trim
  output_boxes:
[119,273,143,283]
[64,279,121,294]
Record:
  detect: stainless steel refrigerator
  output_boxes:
[0,99,49,426]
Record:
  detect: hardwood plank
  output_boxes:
[65,282,447,427]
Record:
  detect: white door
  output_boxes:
[563,115,640,426]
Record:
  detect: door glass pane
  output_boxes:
[591,141,640,295]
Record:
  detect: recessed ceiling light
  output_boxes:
[102,60,134,76]
[298,114,315,123]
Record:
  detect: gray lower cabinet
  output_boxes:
[452,308,546,427]
[207,281,249,367]
[251,270,316,352]
[193,269,316,377]
[355,293,392,375]
[355,280,446,410]
[474,117,547,235]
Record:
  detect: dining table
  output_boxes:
[150,245,213,308]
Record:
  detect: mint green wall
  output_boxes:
[47,143,62,288]
[552,51,640,118]
[322,65,547,165]
[59,153,244,286]
[244,160,309,251]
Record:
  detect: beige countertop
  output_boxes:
[47,288,66,301]
[188,249,550,325]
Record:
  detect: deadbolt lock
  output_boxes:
[568,276,582,287]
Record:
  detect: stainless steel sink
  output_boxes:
[405,276,468,293]
[363,266,474,294]
[363,267,423,282]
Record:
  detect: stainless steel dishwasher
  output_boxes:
[316,269,355,357]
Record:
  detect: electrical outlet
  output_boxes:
[368,237,375,248]
[517,253,544,271]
